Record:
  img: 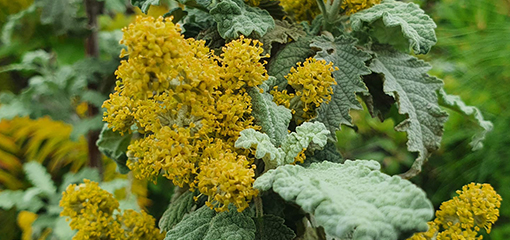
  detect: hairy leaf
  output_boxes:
[248,86,291,146]
[351,0,437,54]
[0,189,45,212]
[258,0,286,20]
[259,20,305,55]
[254,215,295,240]
[254,160,433,240]
[267,36,315,90]
[160,191,196,232]
[1,4,37,45]
[165,205,256,240]
[236,122,329,169]
[438,89,493,151]
[210,0,274,39]
[96,124,132,174]
[131,0,160,13]
[23,162,56,195]
[369,46,448,178]
[302,140,343,167]
[310,35,371,136]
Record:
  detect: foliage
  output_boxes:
[0,0,505,239]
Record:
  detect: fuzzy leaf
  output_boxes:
[255,215,295,240]
[254,160,433,240]
[159,191,196,232]
[369,46,448,178]
[164,205,256,240]
[248,86,292,146]
[23,161,56,195]
[259,20,305,55]
[210,0,274,39]
[131,0,160,13]
[235,128,284,168]
[0,189,45,212]
[96,124,132,174]
[438,89,493,151]
[236,122,329,169]
[267,37,314,90]
[302,140,343,167]
[351,0,437,54]
[310,35,371,136]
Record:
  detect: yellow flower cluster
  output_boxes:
[407,183,502,240]
[342,0,381,15]
[60,180,165,240]
[103,16,265,212]
[279,0,321,22]
[272,58,337,123]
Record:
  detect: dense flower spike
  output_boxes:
[60,180,165,240]
[272,58,337,122]
[407,183,501,240]
[342,0,381,15]
[103,16,267,212]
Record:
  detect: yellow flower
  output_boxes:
[17,211,37,240]
[60,180,165,239]
[342,0,381,15]
[220,36,269,91]
[120,210,165,240]
[279,0,321,22]
[407,183,501,240]
[197,144,257,212]
[272,58,337,123]
[104,16,265,212]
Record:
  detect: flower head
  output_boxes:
[342,0,381,15]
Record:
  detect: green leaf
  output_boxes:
[257,0,285,20]
[248,85,292,146]
[253,160,433,239]
[131,0,160,13]
[1,4,37,45]
[159,191,196,232]
[254,215,295,240]
[23,162,56,195]
[164,205,256,240]
[258,20,305,55]
[351,0,437,54]
[368,46,448,178]
[438,89,493,151]
[0,189,45,212]
[302,140,342,167]
[37,0,87,35]
[210,0,275,39]
[96,124,133,174]
[235,122,329,169]
[267,36,315,90]
[310,35,371,136]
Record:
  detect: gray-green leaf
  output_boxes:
[351,0,437,54]
[23,161,56,195]
[310,35,371,136]
[96,124,132,174]
[267,37,314,90]
[164,205,256,240]
[253,160,433,240]
[248,86,292,146]
[254,215,295,240]
[258,20,305,55]
[131,0,160,13]
[369,46,448,178]
[159,191,196,232]
[438,89,493,151]
[210,0,274,39]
